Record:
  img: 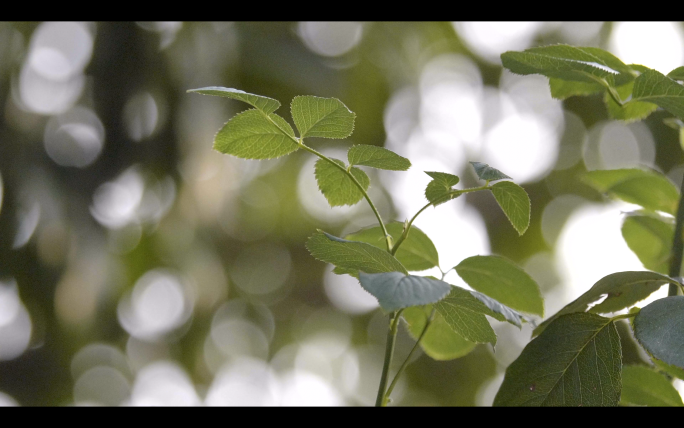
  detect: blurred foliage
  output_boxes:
[0,22,682,406]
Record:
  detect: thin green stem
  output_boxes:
[384,308,436,403]
[611,312,638,322]
[375,310,402,407]
[668,173,684,296]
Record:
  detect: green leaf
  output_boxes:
[306,231,408,277]
[621,213,673,274]
[494,313,622,407]
[604,81,658,122]
[187,87,281,114]
[357,272,450,312]
[470,162,511,181]
[632,69,684,120]
[290,95,355,139]
[490,181,531,235]
[583,168,679,215]
[455,255,543,316]
[347,145,411,171]
[620,365,684,407]
[634,296,684,370]
[548,78,604,100]
[653,357,684,381]
[344,222,438,271]
[501,45,635,88]
[213,109,299,159]
[402,306,476,361]
[469,290,536,329]
[433,286,498,345]
[668,66,684,81]
[314,158,369,207]
[424,171,460,206]
[534,271,674,336]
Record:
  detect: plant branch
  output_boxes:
[384,308,436,403]
[668,173,684,296]
[375,309,402,407]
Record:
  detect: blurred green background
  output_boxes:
[0,22,683,406]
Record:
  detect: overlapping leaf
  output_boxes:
[620,365,684,407]
[187,87,281,113]
[469,290,535,329]
[604,81,658,122]
[534,271,675,336]
[470,162,511,181]
[306,231,407,277]
[424,171,460,206]
[494,313,622,407]
[291,95,355,139]
[621,212,673,274]
[358,272,450,312]
[347,145,411,171]
[632,69,684,120]
[669,66,684,81]
[433,286,498,345]
[549,78,604,100]
[344,222,438,271]
[583,168,679,215]
[314,158,369,207]
[213,109,299,159]
[455,255,543,316]
[501,45,635,88]
[402,306,476,361]
[490,181,530,236]
[634,296,684,369]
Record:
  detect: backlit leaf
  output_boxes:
[358,272,451,312]
[494,313,622,407]
[634,296,684,370]
[290,95,355,139]
[621,212,673,274]
[347,145,411,171]
[433,286,497,345]
[213,109,299,159]
[187,87,281,113]
[620,365,683,407]
[470,162,511,181]
[548,77,604,100]
[402,306,476,361]
[424,171,460,206]
[604,81,658,122]
[490,181,530,236]
[632,69,684,120]
[306,231,408,277]
[314,158,369,207]
[534,271,674,336]
[455,255,543,316]
[344,222,438,271]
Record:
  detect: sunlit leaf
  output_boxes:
[344,222,438,271]
[187,87,281,113]
[501,45,635,88]
[455,255,543,316]
[358,272,450,312]
[433,286,497,345]
[620,365,684,407]
[534,271,675,336]
[632,69,684,120]
[402,306,476,361]
[470,162,511,181]
[290,95,355,139]
[604,81,658,122]
[314,158,369,207]
[583,168,679,215]
[490,181,531,236]
[306,231,408,277]
[347,145,411,171]
[634,296,684,369]
[621,213,673,274]
[548,77,604,100]
[494,313,622,407]
[424,171,460,206]
[213,109,299,159]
